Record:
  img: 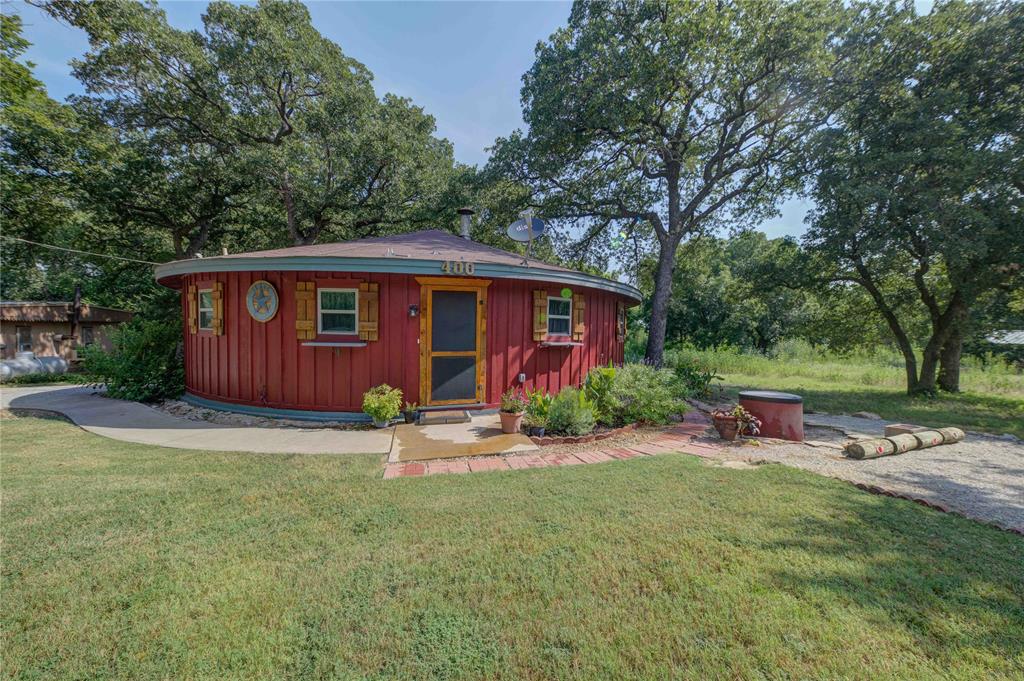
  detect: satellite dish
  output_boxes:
[506,217,546,243]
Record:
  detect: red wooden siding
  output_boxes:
[182,271,628,413]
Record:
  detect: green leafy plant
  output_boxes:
[80,318,184,402]
[523,412,548,431]
[583,364,618,425]
[362,384,403,423]
[525,388,552,420]
[404,401,418,413]
[672,359,723,398]
[546,387,596,436]
[500,387,527,414]
[524,388,552,432]
[609,363,688,426]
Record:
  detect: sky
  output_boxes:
[7,0,841,240]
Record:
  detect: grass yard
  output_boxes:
[2,413,1023,680]
[677,345,1024,438]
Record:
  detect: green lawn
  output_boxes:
[2,414,1022,680]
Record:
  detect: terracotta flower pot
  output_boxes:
[499,411,525,434]
[712,414,739,441]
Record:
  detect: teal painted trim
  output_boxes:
[183,392,371,423]
[155,255,642,302]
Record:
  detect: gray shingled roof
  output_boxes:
[218,230,575,273]
[155,229,642,301]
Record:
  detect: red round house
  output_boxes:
[155,230,641,420]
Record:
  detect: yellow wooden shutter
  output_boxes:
[572,293,586,341]
[358,282,379,341]
[295,282,316,340]
[187,284,198,334]
[211,281,224,336]
[533,290,548,341]
[616,301,626,342]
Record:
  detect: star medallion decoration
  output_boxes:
[246,280,278,322]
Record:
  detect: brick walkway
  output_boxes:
[382,412,719,479]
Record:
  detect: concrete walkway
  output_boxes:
[390,414,537,463]
[1,385,393,455]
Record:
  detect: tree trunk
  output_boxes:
[938,332,962,393]
[915,348,940,395]
[279,173,302,246]
[914,291,966,396]
[938,302,967,393]
[852,262,921,394]
[644,238,678,367]
[646,163,682,367]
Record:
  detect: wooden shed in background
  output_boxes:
[0,301,132,361]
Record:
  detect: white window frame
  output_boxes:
[197,289,214,331]
[547,296,572,336]
[317,288,359,335]
[16,325,32,352]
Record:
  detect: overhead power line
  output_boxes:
[1,236,161,265]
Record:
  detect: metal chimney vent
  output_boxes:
[457,207,475,240]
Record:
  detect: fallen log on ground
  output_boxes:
[886,433,919,454]
[844,438,896,460]
[913,430,945,449]
[937,427,965,444]
[844,426,966,459]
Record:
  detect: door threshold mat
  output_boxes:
[418,409,471,425]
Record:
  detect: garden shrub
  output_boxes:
[5,372,93,386]
[546,387,596,436]
[671,358,723,398]
[582,364,618,425]
[80,318,184,402]
[362,384,403,422]
[609,363,688,426]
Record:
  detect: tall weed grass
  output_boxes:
[664,339,1023,396]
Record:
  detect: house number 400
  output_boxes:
[441,261,474,275]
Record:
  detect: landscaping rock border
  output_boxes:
[530,423,636,446]
[847,480,1024,537]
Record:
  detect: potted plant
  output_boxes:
[403,401,419,424]
[524,413,548,437]
[525,387,552,436]
[499,387,528,434]
[711,405,761,441]
[362,384,403,428]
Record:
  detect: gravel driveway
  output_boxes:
[700,413,1024,533]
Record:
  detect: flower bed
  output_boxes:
[530,423,636,446]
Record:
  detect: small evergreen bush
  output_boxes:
[609,363,688,425]
[80,318,184,402]
[546,387,596,436]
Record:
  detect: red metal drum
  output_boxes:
[739,390,804,442]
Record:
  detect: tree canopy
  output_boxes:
[806,0,1024,393]
[490,0,840,364]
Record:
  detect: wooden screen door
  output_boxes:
[417,277,489,406]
